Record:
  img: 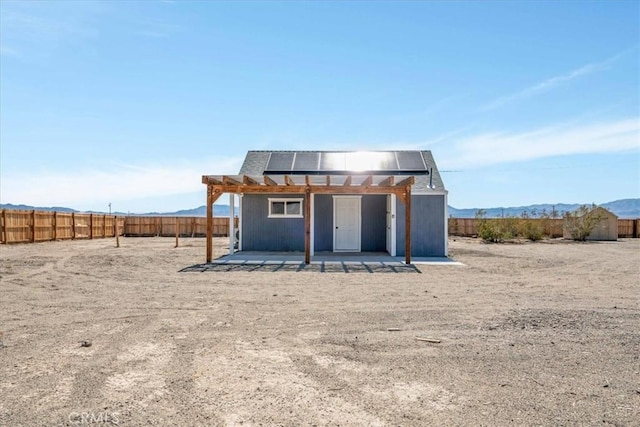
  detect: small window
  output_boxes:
[268,198,303,218]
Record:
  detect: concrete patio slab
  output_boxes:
[210,251,463,266]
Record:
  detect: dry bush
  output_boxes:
[563,205,607,241]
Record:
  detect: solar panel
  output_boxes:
[264,151,429,175]
[344,152,398,171]
[265,152,294,172]
[396,151,427,171]
[292,152,320,171]
[320,152,346,171]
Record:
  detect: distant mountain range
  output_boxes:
[448,199,640,219]
[1,198,638,218]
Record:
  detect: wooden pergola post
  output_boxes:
[404,185,412,265]
[206,186,213,263]
[206,186,223,263]
[304,187,311,264]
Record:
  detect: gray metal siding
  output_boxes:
[361,195,387,251]
[241,194,305,251]
[314,195,333,252]
[396,195,446,257]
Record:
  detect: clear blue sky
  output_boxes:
[1,0,638,213]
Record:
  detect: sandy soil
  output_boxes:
[0,236,638,426]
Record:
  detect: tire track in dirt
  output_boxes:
[193,335,387,426]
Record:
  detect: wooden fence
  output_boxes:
[0,210,126,244]
[122,216,237,238]
[448,217,640,238]
[0,209,239,244]
[2,209,638,244]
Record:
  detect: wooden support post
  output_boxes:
[206,187,213,263]
[304,188,311,264]
[115,216,120,248]
[71,213,76,240]
[175,216,179,248]
[1,209,6,244]
[191,217,196,238]
[229,194,234,254]
[103,214,107,238]
[405,186,411,265]
[52,211,57,241]
[30,210,36,243]
[89,213,94,239]
[206,189,224,263]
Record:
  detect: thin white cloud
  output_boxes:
[481,50,632,111]
[0,157,243,210]
[133,18,182,39]
[438,117,640,170]
[0,45,17,56]
[0,3,100,58]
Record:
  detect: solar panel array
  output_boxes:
[265,151,429,175]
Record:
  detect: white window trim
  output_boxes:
[268,198,304,218]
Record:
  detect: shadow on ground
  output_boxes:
[180,261,421,274]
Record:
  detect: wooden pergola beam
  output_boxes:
[343,176,352,186]
[202,176,223,185]
[378,176,394,187]
[284,175,295,186]
[204,184,409,196]
[264,176,278,186]
[395,176,415,188]
[243,175,259,185]
[223,176,243,186]
[361,175,373,187]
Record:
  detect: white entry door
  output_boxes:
[333,196,361,252]
[386,194,396,256]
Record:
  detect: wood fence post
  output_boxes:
[30,210,36,243]
[89,213,94,239]
[71,213,76,239]
[1,209,6,244]
[115,216,120,248]
[191,217,196,238]
[175,216,179,248]
[52,211,57,241]
[103,214,107,238]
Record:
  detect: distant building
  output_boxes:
[563,206,618,241]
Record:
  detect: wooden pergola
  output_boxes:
[201,174,415,264]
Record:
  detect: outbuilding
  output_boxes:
[563,206,618,241]
[202,150,448,264]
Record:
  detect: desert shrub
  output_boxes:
[476,209,552,242]
[476,210,516,242]
[518,219,543,241]
[518,211,543,241]
[564,205,607,241]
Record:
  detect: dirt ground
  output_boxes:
[0,236,638,426]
